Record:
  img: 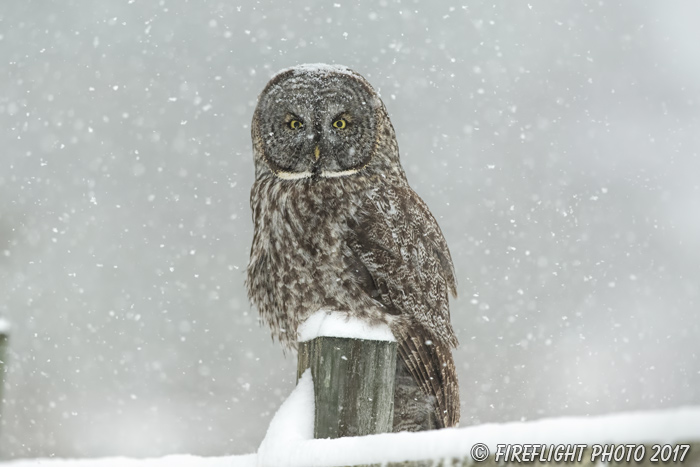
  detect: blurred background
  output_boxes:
[1,0,699,460]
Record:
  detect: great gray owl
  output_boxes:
[246,64,459,431]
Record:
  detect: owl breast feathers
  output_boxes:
[247,64,460,431]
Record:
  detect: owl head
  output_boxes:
[251,64,400,181]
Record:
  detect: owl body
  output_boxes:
[247,64,460,431]
[248,173,391,346]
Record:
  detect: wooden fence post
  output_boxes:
[297,336,398,439]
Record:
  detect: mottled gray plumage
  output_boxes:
[246,64,459,431]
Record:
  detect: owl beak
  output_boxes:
[314,145,320,161]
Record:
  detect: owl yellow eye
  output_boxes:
[289,120,303,130]
[332,119,347,129]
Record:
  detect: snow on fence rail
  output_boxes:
[3,404,700,466]
[257,374,700,466]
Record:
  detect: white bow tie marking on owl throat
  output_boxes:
[273,167,363,180]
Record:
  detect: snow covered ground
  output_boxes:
[4,372,699,467]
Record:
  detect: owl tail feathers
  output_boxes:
[396,326,460,429]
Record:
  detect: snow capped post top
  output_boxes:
[297,310,395,343]
[297,311,398,439]
[0,318,10,334]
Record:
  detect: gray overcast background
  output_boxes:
[1,0,699,460]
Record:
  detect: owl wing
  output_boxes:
[347,185,460,428]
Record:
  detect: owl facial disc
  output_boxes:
[253,65,381,180]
